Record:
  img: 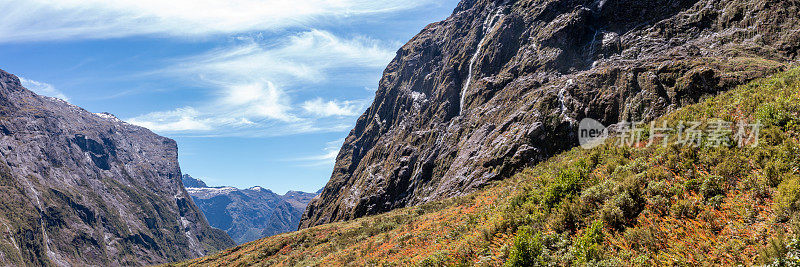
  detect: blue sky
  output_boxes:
[0,0,460,194]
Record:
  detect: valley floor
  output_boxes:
[172,68,800,266]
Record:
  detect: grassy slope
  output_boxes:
[173,68,800,266]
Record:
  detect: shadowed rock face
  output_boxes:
[301,0,800,228]
[0,69,234,265]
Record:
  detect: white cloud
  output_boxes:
[302,98,364,117]
[18,77,70,101]
[0,0,435,42]
[221,82,296,121]
[293,138,344,166]
[170,30,396,85]
[127,30,384,136]
[127,107,213,132]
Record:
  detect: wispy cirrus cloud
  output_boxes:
[126,30,386,136]
[292,138,344,167]
[301,98,365,117]
[169,30,396,85]
[18,77,70,101]
[0,0,435,42]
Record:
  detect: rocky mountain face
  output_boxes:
[183,179,317,244]
[301,0,800,228]
[182,174,208,188]
[0,69,234,265]
[282,190,318,211]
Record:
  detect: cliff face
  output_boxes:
[185,182,317,244]
[0,70,234,265]
[301,0,800,228]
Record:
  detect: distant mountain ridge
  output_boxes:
[182,174,208,188]
[182,176,318,244]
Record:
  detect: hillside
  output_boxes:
[184,178,317,244]
[0,69,234,265]
[301,0,800,228]
[175,67,800,266]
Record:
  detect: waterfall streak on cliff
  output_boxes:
[459,9,504,115]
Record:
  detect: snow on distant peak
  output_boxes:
[185,186,239,198]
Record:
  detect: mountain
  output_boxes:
[282,191,317,211]
[182,174,208,188]
[176,67,800,266]
[0,69,234,265]
[182,178,317,244]
[300,0,800,228]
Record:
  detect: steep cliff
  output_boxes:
[301,0,800,228]
[0,69,234,265]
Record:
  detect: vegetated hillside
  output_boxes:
[0,69,234,265]
[176,68,800,266]
[184,179,317,244]
[301,0,800,228]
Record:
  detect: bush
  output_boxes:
[574,220,605,264]
[581,181,614,208]
[777,176,800,213]
[756,101,799,129]
[759,237,800,266]
[700,175,725,200]
[684,178,702,193]
[417,252,449,267]
[601,175,646,230]
[671,199,700,219]
[765,160,791,187]
[623,226,660,252]
[505,227,545,267]
[542,164,587,209]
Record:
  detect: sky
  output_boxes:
[0,0,460,194]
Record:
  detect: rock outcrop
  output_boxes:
[184,179,317,244]
[182,174,208,188]
[0,69,234,265]
[301,0,800,228]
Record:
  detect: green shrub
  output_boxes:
[671,199,700,219]
[417,252,449,267]
[759,236,800,266]
[623,226,660,253]
[684,178,703,193]
[756,101,800,129]
[505,227,545,267]
[580,181,614,208]
[574,220,605,264]
[777,176,800,213]
[542,164,588,209]
[765,160,792,187]
[551,199,582,233]
[600,202,625,230]
[700,175,725,200]
[601,174,646,230]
